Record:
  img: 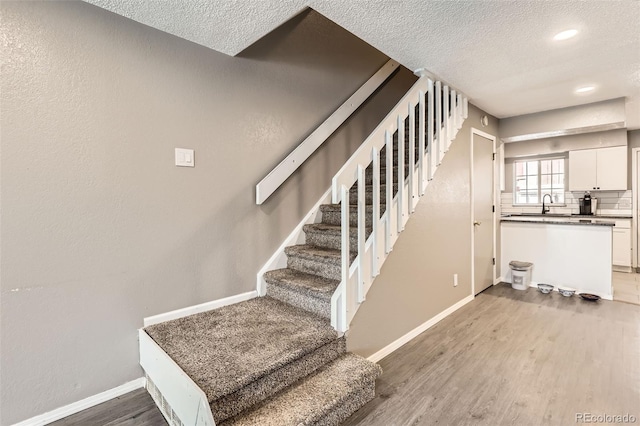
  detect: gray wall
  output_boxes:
[628,130,640,149]
[347,104,499,357]
[0,2,416,423]
[503,129,627,158]
[629,130,640,188]
[499,98,626,141]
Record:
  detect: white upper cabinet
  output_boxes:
[568,149,597,191]
[568,146,627,191]
[596,146,627,190]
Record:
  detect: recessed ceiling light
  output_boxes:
[553,29,578,41]
[575,86,595,93]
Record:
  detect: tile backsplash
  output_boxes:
[500,190,633,216]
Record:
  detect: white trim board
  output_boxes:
[10,378,145,426]
[632,147,640,270]
[367,295,474,363]
[143,290,257,327]
[256,187,332,296]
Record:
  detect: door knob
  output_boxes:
[474,221,481,226]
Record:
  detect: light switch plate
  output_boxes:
[175,148,195,167]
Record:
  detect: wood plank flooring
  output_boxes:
[50,283,640,425]
[344,283,640,426]
[613,271,640,305]
[48,389,166,426]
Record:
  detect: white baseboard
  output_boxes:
[11,378,145,426]
[526,282,613,301]
[367,294,475,363]
[256,187,332,296]
[143,290,257,327]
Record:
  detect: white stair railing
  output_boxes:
[330,76,468,333]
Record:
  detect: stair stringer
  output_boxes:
[331,76,468,333]
[139,329,216,426]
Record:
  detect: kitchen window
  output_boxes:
[514,158,565,204]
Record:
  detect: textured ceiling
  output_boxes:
[85,0,640,129]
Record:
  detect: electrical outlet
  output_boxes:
[453,273,458,287]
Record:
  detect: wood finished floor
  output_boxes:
[52,284,640,425]
[613,271,640,305]
[48,389,166,426]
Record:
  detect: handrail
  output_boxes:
[330,75,468,333]
[255,59,400,204]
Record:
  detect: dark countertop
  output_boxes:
[567,214,632,219]
[501,217,615,227]
[502,213,631,219]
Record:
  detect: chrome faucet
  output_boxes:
[542,194,552,214]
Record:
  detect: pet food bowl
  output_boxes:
[537,283,554,294]
[558,287,576,297]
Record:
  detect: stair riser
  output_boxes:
[267,282,331,320]
[364,169,389,185]
[287,255,341,281]
[321,209,376,228]
[380,150,420,166]
[349,185,398,205]
[304,229,358,253]
[211,337,347,423]
[312,379,377,426]
[364,166,413,185]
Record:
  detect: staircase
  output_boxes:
[140,74,467,426]
[144,295,380,426]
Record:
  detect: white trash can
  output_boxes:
[509,261,533,291]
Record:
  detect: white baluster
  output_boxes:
[457,93,463,130]
[372,146,380,276]
[408,101,415,213]
[357,164,366,302]
[428,79,435,179]
[385,130,392,254]
[341,184,350,293]
[418,90,426,194]
[435,81,442,166]
[397,114,405,233]
[443,85,449,158]
[451,89,457,137]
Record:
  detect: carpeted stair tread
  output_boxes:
[349,183,399,204]
[319,204,380,227]
[284,244,354,281]
[220,353,382,426]
[264,269,339,319]
[284,244,344,262]
[303,222,372,252]
[303,223,372,237]
[320,204,377,213]
[264,268,339,301]
[144,297,339,403]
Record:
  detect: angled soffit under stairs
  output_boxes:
[84,0,640,129]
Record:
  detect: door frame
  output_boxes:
[631,147,640,270]
[470,127,497,295]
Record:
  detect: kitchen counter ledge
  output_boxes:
[501,217,615,226]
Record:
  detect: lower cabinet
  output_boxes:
[612,220,632,268]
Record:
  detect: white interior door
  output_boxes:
[472,130,495,295]
[636,150,640,268]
